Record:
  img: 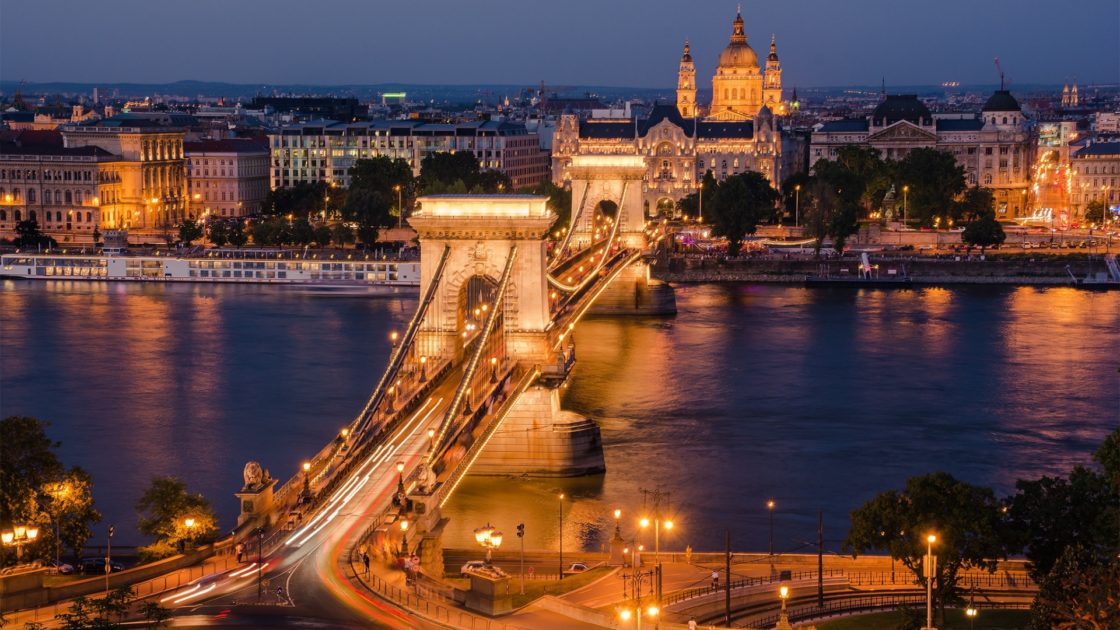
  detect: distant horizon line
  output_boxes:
[1,77,1114,95]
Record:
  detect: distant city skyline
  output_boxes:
[2,0,1117,90]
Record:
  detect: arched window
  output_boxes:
[86,211,92,222]
[1002,117,1008,124]
[29,210,36,221]
[15,210,22,221]
[56,211,63,222]
[27,189,35,203]
[65,190,73,204]
[54,190,62,204]
[0,210,6,221]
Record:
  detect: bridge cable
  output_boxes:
[547,180,628,293]
[351,245,452,440]
[427,244,519,465]
[548,179,591,270]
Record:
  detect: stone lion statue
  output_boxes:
[243,461,264,489]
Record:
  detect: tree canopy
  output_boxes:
[843,472,1007,622]
[707,171,779,256]
[135,476,218,561]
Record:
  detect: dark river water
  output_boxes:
[2,280,1116,556]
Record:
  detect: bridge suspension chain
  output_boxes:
[351,245,451,440]
[427,244,519,465]
[548,179,591,270]
[547,180,628,294]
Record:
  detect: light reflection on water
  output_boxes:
[1,280,1116,553]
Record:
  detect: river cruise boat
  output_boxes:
[0,253,420,294]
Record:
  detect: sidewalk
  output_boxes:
[3,552,240,627]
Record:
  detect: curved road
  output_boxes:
[160,391,456,629]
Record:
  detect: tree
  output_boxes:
[139,600,172,628]
[343,188,392,248]
[330,223,355,247]
[779,172,812,224]
[207,221,229,248]
[263,181,336,219]
[1006,466,1118,582]
[92,226,102,248]
[177,216,203,247]
[843,472,1007,623]
[0,416,63,531]
[708,171,779,256]
[313,224,332,247]
[677,170,718,221]
[801,178,859,256]
[290,217,314,246]
[895,148,966,226]
[14,219,55,249]
[46,467,101,564]
[1031,544,1120,630]
[227,221,248,248]
[1084,200,1108,225]
[249,219,276,247]
[420,152,482,193]
[956,187,995,223]
[135,476,218,561]
[349,157,413,198]
[961,213,1006,254]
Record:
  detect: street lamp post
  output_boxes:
[640,515,673,600]
[924,534,937,630]
[473,523,502,563]
[400,519,410,556]
[794,184,801,228]
[966,606,978,630]
[558,493,565,580]
[903,185,910,227]
[394,185,403,230]
[1,525,39,564]
[184,517,196,551]
[396,461,406,506]
[698,181,704,224]
[777,585,793,630]
[767,499,776,556]
[302,461,311,499]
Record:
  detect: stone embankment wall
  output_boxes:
[655,256,1107,285]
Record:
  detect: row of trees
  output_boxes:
[0,416,219,570]
[176,150,571,250]
[844,427,1119,628]
[675,146,1009,256]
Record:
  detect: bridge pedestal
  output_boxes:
[470,385,605,477]
[587,261,677,316]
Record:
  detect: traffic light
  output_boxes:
[516,523,525,538]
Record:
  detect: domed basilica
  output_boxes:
[678,8,784,120]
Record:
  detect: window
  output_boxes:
[86,211,92,222]
[65,191,73,204]
[985,147,993,155]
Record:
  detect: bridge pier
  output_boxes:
[470,384,605,477]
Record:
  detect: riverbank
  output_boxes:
[653,255,1114,286]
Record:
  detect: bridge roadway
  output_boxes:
[157,372,469,628]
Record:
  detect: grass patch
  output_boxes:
[509,567,614,609]
[817,608,1030,630]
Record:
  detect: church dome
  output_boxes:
[871,94,932,125]
[981,89,1021,112]
[718,11,759,71]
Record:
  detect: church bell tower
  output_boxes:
[676,39,697,118]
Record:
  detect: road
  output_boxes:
[158,381,459,628]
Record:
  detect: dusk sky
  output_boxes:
[2,0,1117,89]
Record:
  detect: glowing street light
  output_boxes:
[924,534,937,630]
[767,499,776,556]
[474,522,503,563]
[1,525,39,563]
[777,585,793,630]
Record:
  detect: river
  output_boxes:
[1,280,1116,556]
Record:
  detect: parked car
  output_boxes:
[460,560,486,576]
[46,560,74,575]
[565,562,589,574]
[78,557,124,574]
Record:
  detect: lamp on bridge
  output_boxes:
[399,518,409,555]
[419,356,428,382]
[777,585,793,630]
[427,428,435,450]
[302,461,311,498]
[396,461,406,499]
[490,356,498,383]
[474,523,503,564]
[385,386,396,414]
[390,331,399,347]
[463,388,473,416]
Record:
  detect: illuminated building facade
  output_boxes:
[62,114,188,232]
[1069,139,1120,223]
[701,10,785,121]
[811,91,1034,217]
[552,104,781,214]
[269,120,549,190]
[185,139,270,218]
[0,130,122,244]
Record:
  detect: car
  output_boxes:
[460,560,486,576]
[565,562,589,574]
[78,557,124,574]
[46,560,75,575]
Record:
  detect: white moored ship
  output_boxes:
[0,253,420,295]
